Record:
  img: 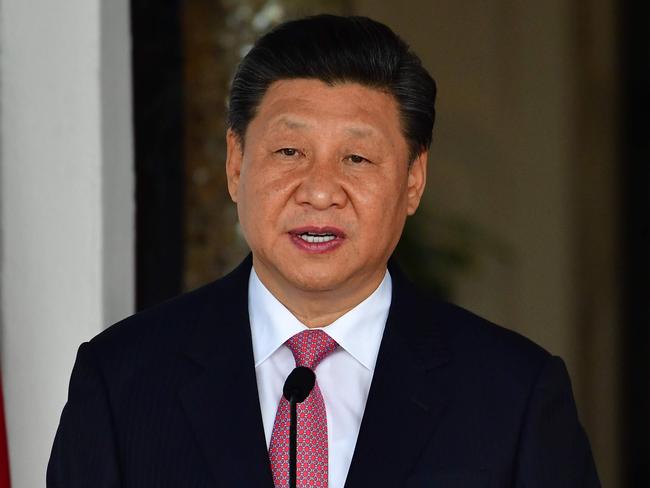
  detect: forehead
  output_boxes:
[248,79,405,145]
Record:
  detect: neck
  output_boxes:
[253,260,387,328]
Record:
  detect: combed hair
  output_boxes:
[227,14,437,162]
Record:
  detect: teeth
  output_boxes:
[298,233,336,243]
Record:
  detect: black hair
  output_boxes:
[227,14,437,162]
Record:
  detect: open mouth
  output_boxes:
[288,226,346,253]
[296,232,337,243]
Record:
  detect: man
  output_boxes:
[48,14,600,487]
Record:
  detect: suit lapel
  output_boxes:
[344,265,452,487]
[176,256,450,487]
[179,256,274,487]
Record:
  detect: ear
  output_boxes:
[225,129,244,203]
[406,150,428,216]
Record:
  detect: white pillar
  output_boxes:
[0,1,134,486]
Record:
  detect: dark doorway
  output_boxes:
[131,0,185,310]
[620,0,649,486]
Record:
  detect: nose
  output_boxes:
[294,162,347,209]
[294,159,348,210]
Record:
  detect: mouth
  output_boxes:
[288,226,346,253]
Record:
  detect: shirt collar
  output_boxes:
[248,267,392,371]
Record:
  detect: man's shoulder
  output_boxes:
[440,299,547,357]
[392,267,551,377]
[88,257,251,356]
[82,282,207,368]
[416,294,552,386]
[84,264,247,373]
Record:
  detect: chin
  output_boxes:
[284,266,347,293]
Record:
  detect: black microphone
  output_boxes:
[283,366,315,403]
[282,366,316,488]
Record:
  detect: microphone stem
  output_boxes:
[290,397,297,488]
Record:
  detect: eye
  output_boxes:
[276,148,299,157]
[346,154,368,164]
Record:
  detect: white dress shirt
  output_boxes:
[248,267,392,488]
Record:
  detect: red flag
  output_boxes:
[0,376,10,487]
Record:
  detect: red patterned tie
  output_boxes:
[268,330,338,487]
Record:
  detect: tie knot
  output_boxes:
[286,330,338,369]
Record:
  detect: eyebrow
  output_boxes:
[271,117,312,130]
[344,126,374,138]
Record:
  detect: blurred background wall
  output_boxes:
[0,1,134,487]
[1,0,647,486]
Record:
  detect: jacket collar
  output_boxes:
[344,260,452,487]
[179,254,275,487]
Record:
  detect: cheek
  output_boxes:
[355,176,409,224]
[237,197,273,255]
[236,167,292,237]
[236,174,264,239]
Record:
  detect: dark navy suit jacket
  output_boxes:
[48,256,600,487]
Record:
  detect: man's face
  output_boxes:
[226,79,427,297]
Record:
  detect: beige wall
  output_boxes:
[353,1,620,486]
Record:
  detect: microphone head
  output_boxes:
[283,366,316,403]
